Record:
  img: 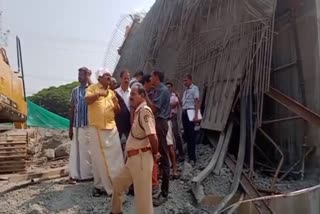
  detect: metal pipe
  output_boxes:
[279,146,314,182]
[290,9,308,180]
[16,36,26,101]
[266,87,320,127]
[254,143,274,166]
[259,128,284,192]
[256,161,275,170]
[262,116,302,125]
[214,96,247,214]
[261,169,300,174]
[271,61,297,72]
[219,184,320,213]
[256,187,282,194]
[224,154,274,213]
[227,194,245,214]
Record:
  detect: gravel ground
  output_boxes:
[1,140,318,214]
[0,180,194,214]
[253,173,320,193]
[202,167,232,196]
[0,144,215,214]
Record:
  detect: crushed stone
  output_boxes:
[2,140,319,214]
[0,144,214,214]
[253,173,320,193]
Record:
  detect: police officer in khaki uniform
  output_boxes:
[110,84,160,214]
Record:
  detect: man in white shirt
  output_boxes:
[182,74,200,165]
[115,69,131,149]
[129,70,144,88]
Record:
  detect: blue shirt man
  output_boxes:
[152,83,170,120]
[147,70,171,206]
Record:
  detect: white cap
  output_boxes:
[95,68,111,80]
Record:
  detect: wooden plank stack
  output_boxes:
[0,130,28,174]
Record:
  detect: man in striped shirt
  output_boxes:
[68,67,93,184]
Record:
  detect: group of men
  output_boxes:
[68,66,200,214]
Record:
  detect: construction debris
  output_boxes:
[219,184,320,214]
[0,144,215,214]
[26,128,69,169]
[113,0,320,213]
[2,0,320,213]
[0,130,28,174]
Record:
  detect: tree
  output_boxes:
[28,82,79,118]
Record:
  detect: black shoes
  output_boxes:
[153,193,168,207]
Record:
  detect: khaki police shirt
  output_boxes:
[126,101,156,151]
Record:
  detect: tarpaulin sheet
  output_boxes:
[27,99,69,129]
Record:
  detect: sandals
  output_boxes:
[171,172,181,180]
[68,178,77,185]
[92,188,103,197]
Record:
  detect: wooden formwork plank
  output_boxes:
[0,146,26,150]
[8,166,69,183]
[0,160,26,164]
[0,138,27,141]
[0,136,27,139]
[0,160,26,174]
[0,169,26,173]
[0,142,27,145]
[0,151,26,155]
[0,165,26,169]
[0,154,26,158]
[0,135,27,137]
[0,140,27,142]
[0,131,27,174]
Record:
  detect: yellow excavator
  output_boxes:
[0,36,28,174]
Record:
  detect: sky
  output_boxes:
[0,0,155,95]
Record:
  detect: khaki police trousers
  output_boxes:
[111,151,154,214]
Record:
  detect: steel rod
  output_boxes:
[262,116,302,125]
[266,87,320,127]
[256,161,275,170]
[272,61,297,72]
[214,96,247,214]
[224,154,274,214]
[259,128,284,192]
[279,147,314,182]
[219,184,320,214]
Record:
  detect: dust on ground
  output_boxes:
[0,144,216,214]
[1,128,319,214]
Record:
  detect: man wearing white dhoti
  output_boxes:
[68,67,93,184]
[85,68,124,197]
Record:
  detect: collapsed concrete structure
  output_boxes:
[114,0,320,213]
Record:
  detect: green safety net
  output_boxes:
[27,99,69,129]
